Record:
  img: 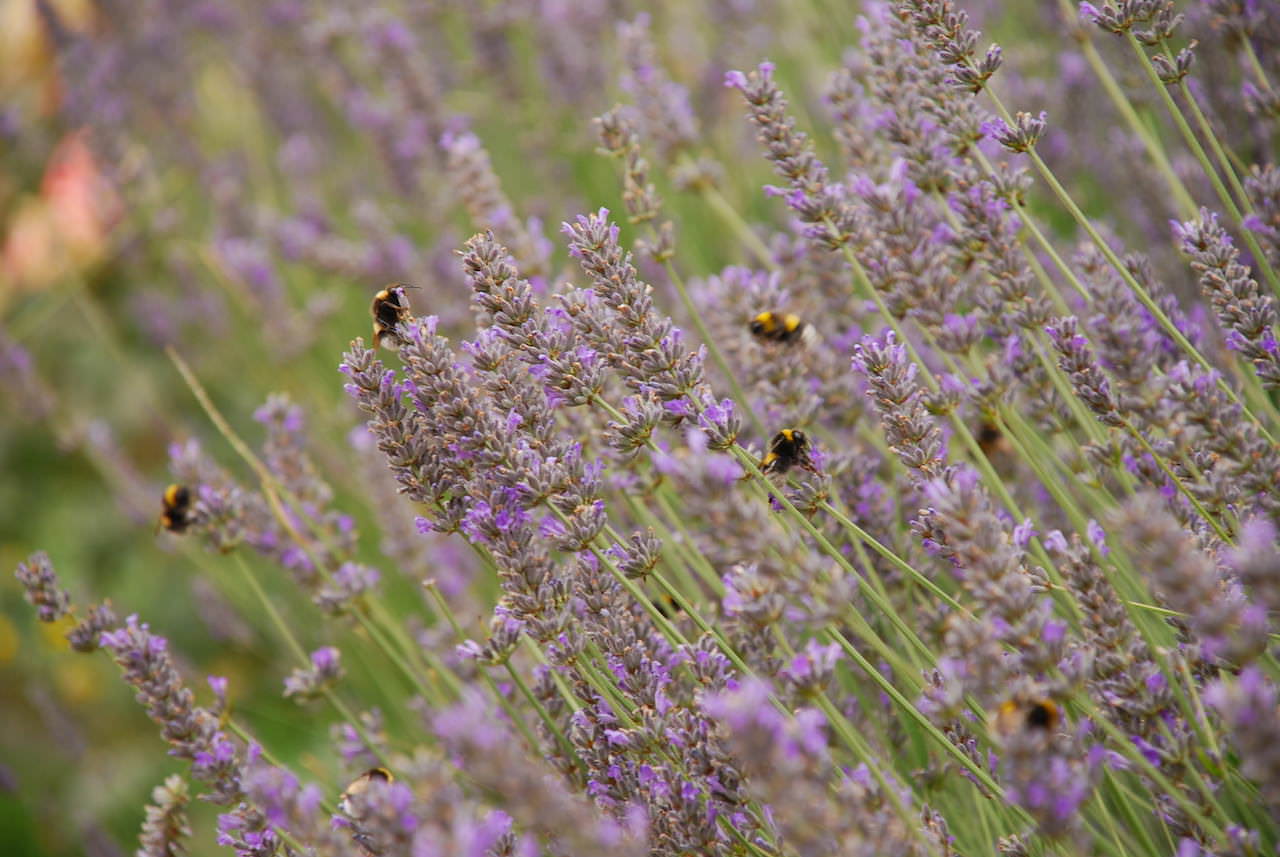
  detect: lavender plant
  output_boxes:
[5,1,1280,856]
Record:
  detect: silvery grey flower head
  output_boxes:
[1150,47,1195,84]
[1227,517,1280,617]
[435,691,648,857]
[314,562,381,615]
[283,646,344,702]
[1079,0,1161,35]
[1163,361,1280,527]
[14,550,71,623]
[441,128,551,281]
[458,612,524,666]
[1244,164,1280,266]
[461,231,608,407]
[1000,726,1092,841]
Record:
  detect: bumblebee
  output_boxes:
[761,429,817,476]
[991,698,1060,738]
[371,284,415,349]
[976,419,1013,457]
[339,767,394,817]
[159,484,193,533]
[651,592,683,619]
[749,311,808,345]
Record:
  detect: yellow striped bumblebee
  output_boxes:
[761,429,817,475]
[159,484,193,533]
[651,592,683,619]
[339,767,393,817]
[976,419,1011,457]
[749,311,809,345]
[991,697,1060,738]
[371,284,416,349]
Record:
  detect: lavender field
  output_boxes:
[3,0,1280,855]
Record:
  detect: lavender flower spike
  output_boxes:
[1174,210,1280,389]
[1114,493,1269,667]
[1205,667,1280,815]
[100,615,242,804]
[136,774,192,857]
[283,646,344,702]
[561,209,707,419]
[726,62,859,250]
[14,550,71,623]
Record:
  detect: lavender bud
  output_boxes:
[1173,210,1280,389]
[851,332,946,479]
[781,640,842,697]
[995,111,1047,153]
[616,15,700,165]
[608,529,663,581]
[100,616,242,804]
[459,613,524,666]
[1228,517,1280,617]
[1114,493,1269,666]
[69,602,118,653]
[725,62,858,249]
[1000,727,1091,841]
[1204,667,1280,815]
[283,646,344,702]
[14,551,71,623]
[1045,317,1124,427]
[1150,47,1195,85]
[1080,0,1157,35]
[442,129,550,280]
[136,774,191,857]
[314,562,380,615]
[1244,164,1280,267]
[594,106,665,227]
[900,0,1003,92]
[606,395,665,458]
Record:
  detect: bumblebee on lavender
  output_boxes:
[991,697,1060,738]
[976,419,1011,457]
[761,429,817,475]
[370,284,416,349]
[339,767,394,817]
[749,310,809,345]
[159,484,193,533]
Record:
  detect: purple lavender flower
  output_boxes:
[1114,493,1269,666]
[283,646,344,702]
[68,602,119,653]
[100,615,242,804]
[561,209,713,426]
[442,128,551,281]
[14,551,71,623]
[898,0,1003,93]
[726,62,859,250]
[1204,667,1280,815]
[1174,210,1280,389]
